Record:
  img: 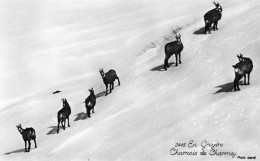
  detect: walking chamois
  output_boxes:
[164,33,184,70]
[57,98,71,133]
[16,124,37,152]
[85,88,96,118]
[99,68,120,96]
[232,54,253,91]
[204,1,223,34]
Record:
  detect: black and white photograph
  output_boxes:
[0,0,259,160]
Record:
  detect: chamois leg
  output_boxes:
[67,117,70,127]
[109,84,112,93]
[244,75,247,85]
[233,79,237,91]
[60,120,64,130]
[205,22,211,34]
[208,26,211,34]
[116,77,120,86]
[164,55,170,70]
[34,139,37,148]
[213,22,216,31]
[248,73,251,85]
[234,74,242,91]
[234,77,240,91]
[237,82,240,91]
[234,80,239,91]
[24,141,27,152]
[60,120,63,130]
[111,82,114,90]
[215,21,219,30]
[28,141,31,152]
[175,54,178,66]
[92,108,94,113]
[235,78,240,91]
[205,22,210,34]
[105,84,108,96]
[87,107,91,118]
[178,53,182,64]
[63,120,66,130]
[57,121,60,133]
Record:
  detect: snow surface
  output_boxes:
[0,0,260,160]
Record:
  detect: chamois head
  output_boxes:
[175,33,182,43]
[99,68,105,77]
[213,1,222,12]
[61,98,67,107]
[16,124,23,133]
[237,53,244,62]
[89,88,95,95]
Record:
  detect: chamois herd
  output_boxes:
[15,2,254,153]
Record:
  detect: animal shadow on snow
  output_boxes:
[4,148,25,155]
[193,27,206,35]
[95,90,107,98]
[95,88,119,98]
[46,126,58,135]
[74,112,89,121]
[193,26,217,35]
[150,62,175,71]
[214,81,243,94]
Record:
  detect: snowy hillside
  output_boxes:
[0,0,260,160]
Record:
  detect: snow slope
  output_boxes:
[0,0,260,160]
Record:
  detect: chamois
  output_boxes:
[57,98,71,133]
[85,88,96,118]
[16,124,37,152]
[204,1,223,34]
[232,54,253,91]
[164,33,184,70]
[99,68,120,96]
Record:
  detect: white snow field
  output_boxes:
[0,0,260,160]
